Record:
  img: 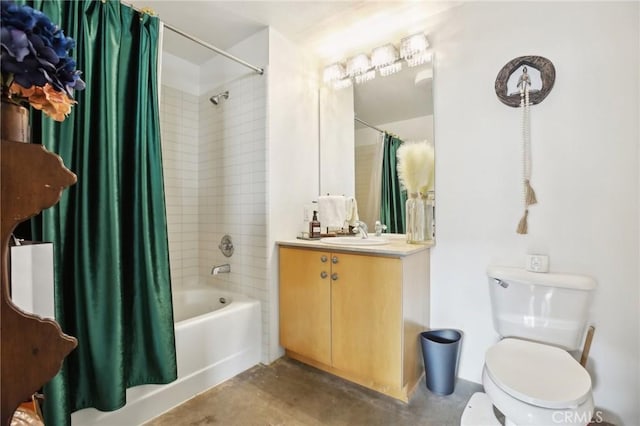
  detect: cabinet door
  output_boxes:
[279,247,331,365]
[331,253,402,389]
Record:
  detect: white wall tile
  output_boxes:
[160,84,201,290]
[197,73,269,363]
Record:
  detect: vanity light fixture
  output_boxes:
[355,69,376,84]
[371,43,402,77]
[346,53,375,84]
[322,32,431,89]
[400,32,431,67]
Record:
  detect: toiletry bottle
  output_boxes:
[310,211,321,238]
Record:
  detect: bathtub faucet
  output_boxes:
[211,264,231,275]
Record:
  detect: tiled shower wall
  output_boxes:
[160,85,200,290]
[198,74,269,362]
[160,74,269,362]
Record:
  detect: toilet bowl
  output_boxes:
[482,338,594,426]
[461,266,597,426]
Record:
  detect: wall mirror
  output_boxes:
[319,61,435,230]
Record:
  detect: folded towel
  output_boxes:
[345,196,359,227]
[318,195,347,228]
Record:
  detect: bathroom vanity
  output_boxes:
[277,238,431,402]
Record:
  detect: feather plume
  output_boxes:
[417,142,435,195]
[397,143,420,194]
[397,141,435,195]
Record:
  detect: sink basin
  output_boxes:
[320,236,389,246]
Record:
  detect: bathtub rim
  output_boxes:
[172,286,259,326]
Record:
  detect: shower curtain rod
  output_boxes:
[124,2,264,75]
[355,117,385,134]
[163,24,264,75]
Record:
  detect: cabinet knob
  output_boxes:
[331,256,339,264]
[331,273,338,281]
[320,255,328,263]
[320,271,328,279]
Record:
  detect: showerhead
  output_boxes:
[209,90,229,105]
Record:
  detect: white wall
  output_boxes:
[161,52,200,96]
[431,2,639,424]
[200,29,269,95]
[266,27,320,362]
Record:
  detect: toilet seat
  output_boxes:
[485,338,591,409]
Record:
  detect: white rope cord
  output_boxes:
[522,79,531,195]
[516,67,537,234]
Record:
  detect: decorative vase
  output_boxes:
[1,100,30,143]
[406,193,424,244]
[424,191,435,242]
[406,191,435,244]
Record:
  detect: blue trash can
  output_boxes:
[420,329,462,395]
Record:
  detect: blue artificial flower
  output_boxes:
[1,2,37,31]
[0,27,30,61]
[1,0,84,98]
[51,35,74,58]
[28,32,59,65]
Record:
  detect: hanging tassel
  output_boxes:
[516,209,529,234]
[524,179,537,206]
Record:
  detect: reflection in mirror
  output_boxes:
[353,63,434,230]
[319,87,354,197]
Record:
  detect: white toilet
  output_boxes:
[461,266,597,426]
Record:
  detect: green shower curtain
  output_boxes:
[380,133,407,233]
[26,1,177,424]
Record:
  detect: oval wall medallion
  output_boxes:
[495,55,555,107]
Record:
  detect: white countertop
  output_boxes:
[277,234,433,257]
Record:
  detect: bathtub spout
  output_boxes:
[211,264,231,275]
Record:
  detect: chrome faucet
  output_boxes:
[374,221,387,237]
[211,264,231,275]
[354,220,369,239]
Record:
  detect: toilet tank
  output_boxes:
[487,266,596,351]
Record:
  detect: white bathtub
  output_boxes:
[72,287,261,425]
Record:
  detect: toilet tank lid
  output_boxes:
[487,266,596,290]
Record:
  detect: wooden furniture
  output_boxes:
[278,242,430,402]
[1,140,78,425]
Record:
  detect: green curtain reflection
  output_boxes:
[26,1,177,424]
[380,133,406,233]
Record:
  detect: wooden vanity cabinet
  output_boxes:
[278,247,332,365]
[278,245,429,402]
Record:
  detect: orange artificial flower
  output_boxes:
[9,82,76,122]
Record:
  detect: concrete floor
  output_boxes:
[146,357,483,426]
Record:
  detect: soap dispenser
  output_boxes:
[309,210,321,238]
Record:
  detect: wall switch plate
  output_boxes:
[526,254,549,273]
